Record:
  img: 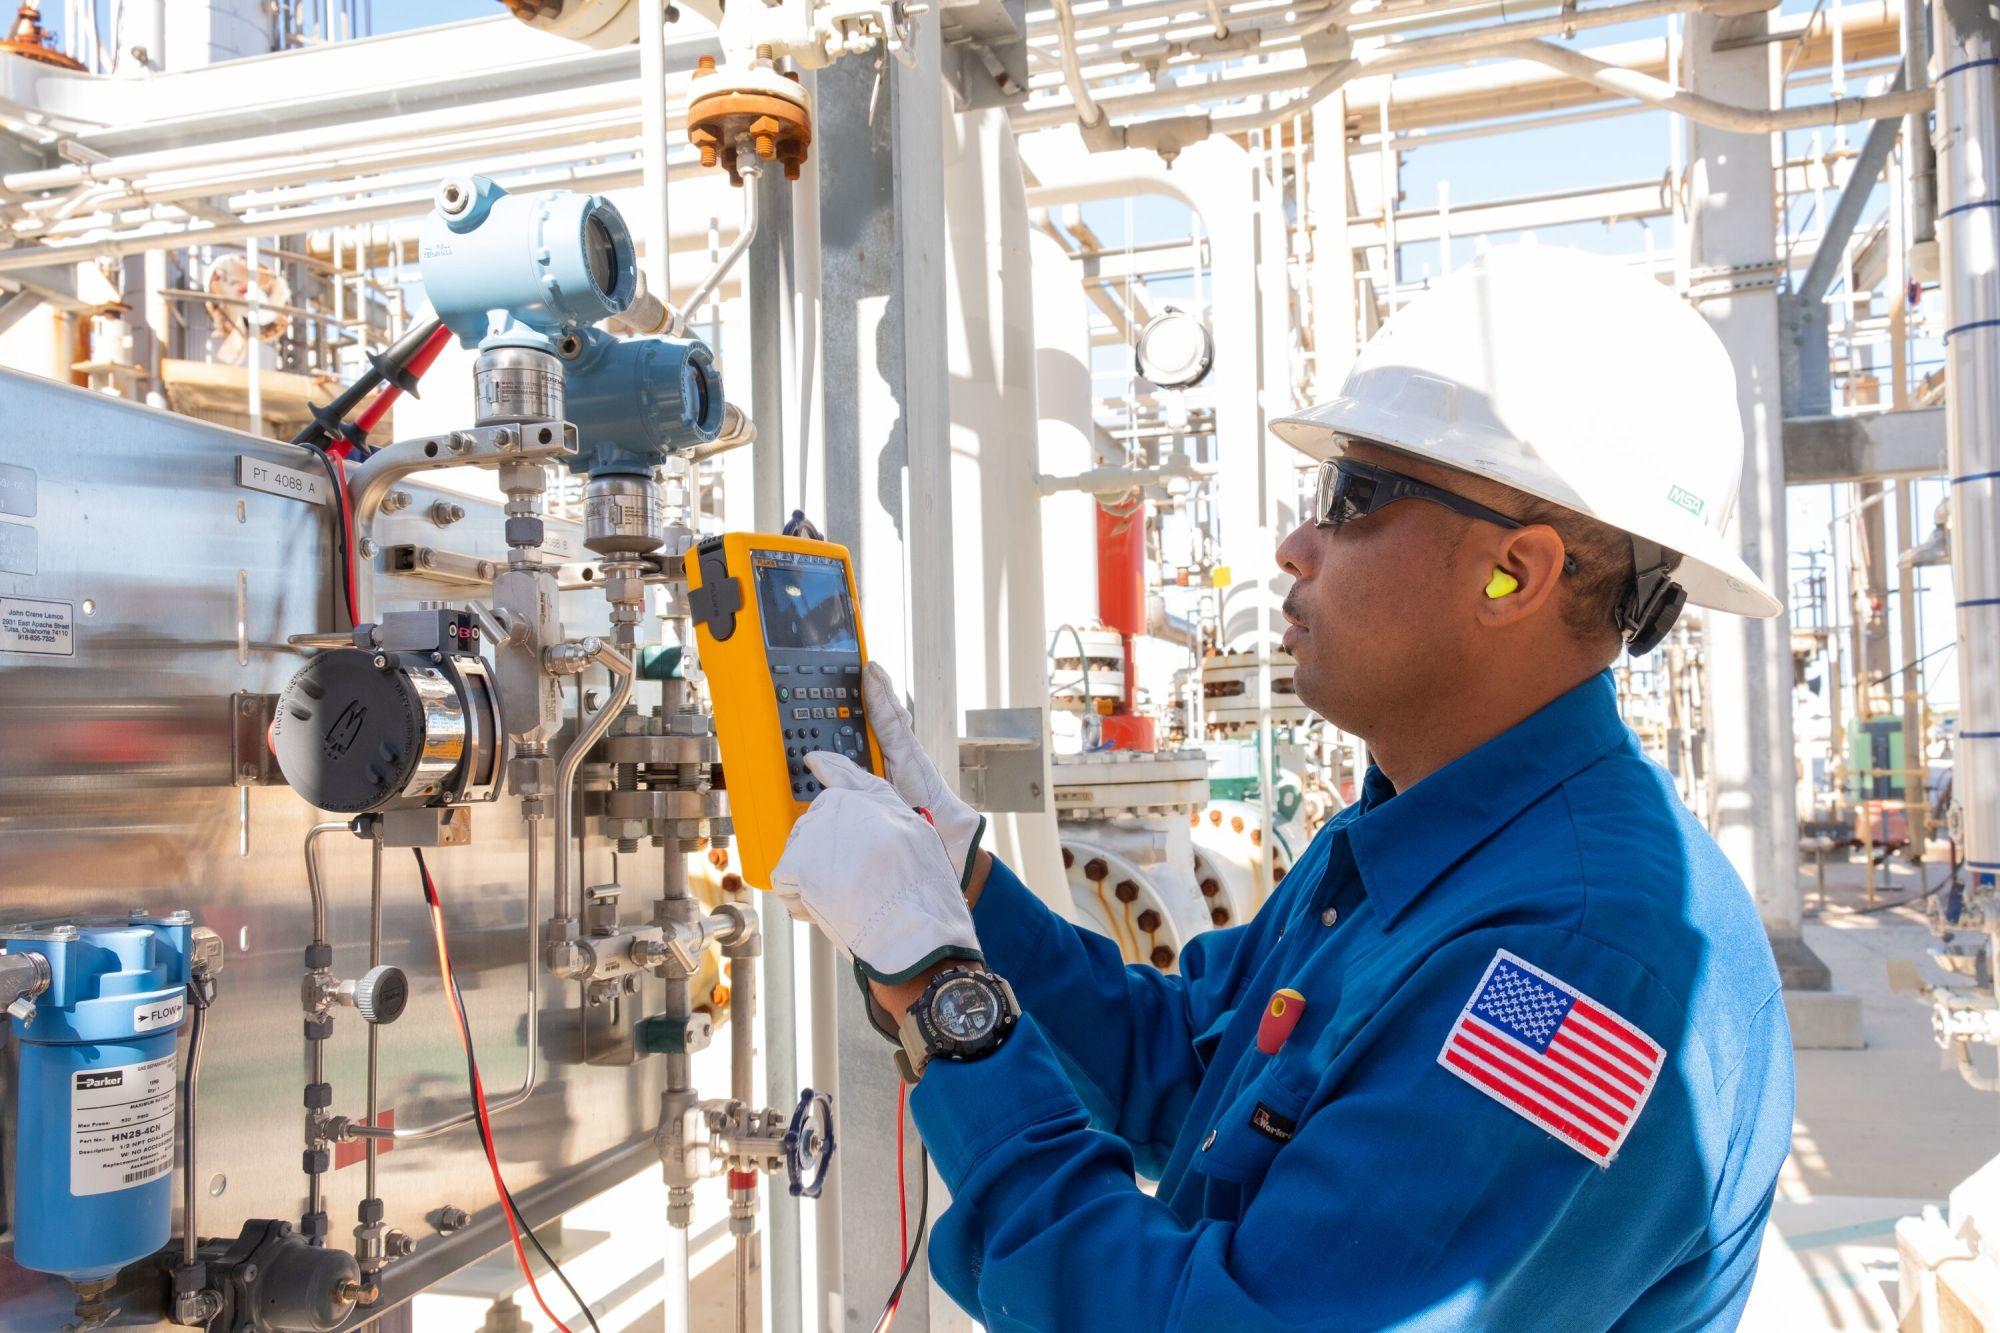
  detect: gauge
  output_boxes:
[1134,306,1215,389]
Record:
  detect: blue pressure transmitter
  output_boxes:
[561,326,725,476]
[419,175,638,351]
[4,913,196,1284]
[417,175,725,473]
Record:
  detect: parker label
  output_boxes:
[71,1053,176,1197]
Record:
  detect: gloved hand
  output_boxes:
[771,750,984,990]
[861,661,985,888]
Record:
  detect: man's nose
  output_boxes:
[1276,519,1318,577]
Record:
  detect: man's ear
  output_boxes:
[1476,525,1567,630]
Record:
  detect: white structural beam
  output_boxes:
[1782,408,1949,482]
[1683,11,1844,1016]
[811,23,954,1331]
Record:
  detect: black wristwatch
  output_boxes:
[894,967,1020,1083]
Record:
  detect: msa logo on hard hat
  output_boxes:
[1667,486,1705,518]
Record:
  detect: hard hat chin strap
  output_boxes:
[1617,538,1686,657]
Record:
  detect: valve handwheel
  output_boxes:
[783,1087,835,1199]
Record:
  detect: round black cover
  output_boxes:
[271,649,429,813]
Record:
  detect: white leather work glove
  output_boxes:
[771,751,984,1001]
[862,661,985,888]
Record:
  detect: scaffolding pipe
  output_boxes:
[1498,39,1935,132]
[1903,0,1939,252]
[0,156,713,277]
[642,0,675,296]
[1022,0,1709,130]
[1050,0,1106,127]
[1799,72,1910,304]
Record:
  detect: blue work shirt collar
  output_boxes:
[1344,671,1631,925]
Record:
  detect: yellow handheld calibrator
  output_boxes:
[685,533,883,889]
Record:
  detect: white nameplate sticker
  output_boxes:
[71,1053,176,1197]
[0,596,72,656]
[133,995,185,1032]
[238,456,328,506]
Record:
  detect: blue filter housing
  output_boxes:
[5,914,195,1283]
[561,326,724,476]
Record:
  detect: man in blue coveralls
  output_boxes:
[773,245,1797,1330]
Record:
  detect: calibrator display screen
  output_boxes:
[754,557,859,653]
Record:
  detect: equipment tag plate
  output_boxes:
[237,455,328,506]
[71,1053,176,1197]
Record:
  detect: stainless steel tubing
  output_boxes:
[669,168,761,336]
[365,838,383,1197]
[558,642,636,926]
[347,814,550,1141]
[735,1233,752,1333]
[303,820,348,945]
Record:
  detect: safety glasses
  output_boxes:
[1313,456,1577,573]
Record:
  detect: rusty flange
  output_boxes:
[686,55,814,185]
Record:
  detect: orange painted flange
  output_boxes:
[687,85,814,186]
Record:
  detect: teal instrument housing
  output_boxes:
[561,326,725,477]
[5,915,195,1283]
[419,176,638,352]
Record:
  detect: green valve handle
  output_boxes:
[636,1013,705,1055]
[637,645,685,681]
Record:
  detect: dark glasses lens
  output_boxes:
[1315,458,1376,528]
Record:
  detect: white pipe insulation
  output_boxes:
[1934,0,2000,895]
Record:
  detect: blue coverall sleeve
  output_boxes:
[911,923,1746,1333]
[966,856,1287,1174]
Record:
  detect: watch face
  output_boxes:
[932,977,998,1042]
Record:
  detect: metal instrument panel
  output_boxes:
[0,368,674,1328]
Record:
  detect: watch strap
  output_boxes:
[896,1009,931,1083]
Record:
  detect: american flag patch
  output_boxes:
[1437,949,1665,1167]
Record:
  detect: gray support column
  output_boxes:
[747,159,804,1333]
[814,26,953,1331]
[943,104,1067,902]
[1934,0,2000,908]
[1683,11,1853,1034]
[1308,94,1359,401]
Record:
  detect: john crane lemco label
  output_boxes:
[72,1053,176,1197]
[0,596,73,656]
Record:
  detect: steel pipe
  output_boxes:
[1935,0,2000,887]
[553,652,636,930]
[1903,0,1938,254]
[1051,0,1108,127]
[344,816,550,1141]
[642,0,676,295]
[670,162,762,335]
[1498,39,1935,132]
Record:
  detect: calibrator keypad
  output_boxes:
[773,656,872,801]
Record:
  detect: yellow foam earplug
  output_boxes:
[1484,568,1520,599]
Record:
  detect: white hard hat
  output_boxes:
[1272,244,1781,621]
